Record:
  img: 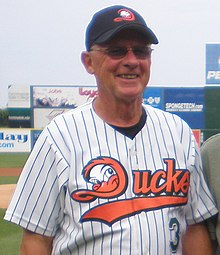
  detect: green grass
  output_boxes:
[0,153,28,185]
[0,209,22,255]
[0,153,29,168]
[0,153,26,254]
[0,176,19,185]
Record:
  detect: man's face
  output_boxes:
[83,30,152,103]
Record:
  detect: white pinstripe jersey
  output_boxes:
[5,101,218,255]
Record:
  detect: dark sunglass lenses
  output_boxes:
[133,47,152,58]
[107,48,127,57]
[106,47,152,59]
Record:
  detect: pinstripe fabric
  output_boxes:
[5,101,218,255]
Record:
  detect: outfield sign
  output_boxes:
[31,85,98,108]
[192,129,201,147]
[164,88,205,129]
[33,108,71,129]
[8,108,31,128]
[206,43,220,84]
[31,85,98,128]
[143,87,162,109]
[0,129,31,152]
[8,85,30,108]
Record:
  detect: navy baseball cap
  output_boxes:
[85,5,159,50]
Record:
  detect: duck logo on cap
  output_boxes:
[114,8,135,22]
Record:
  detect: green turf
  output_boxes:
[0,154,27,254]
[0,176,19,185]
[0,209,22,255]
[0,153,29,168]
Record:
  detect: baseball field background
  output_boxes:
[0,153,29,255]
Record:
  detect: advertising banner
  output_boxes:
[206,43,220,84]
[31,85,98,128]
[33,108,71,129]
[8,108,31,128]
[192,129,201,147]
[142,87,163,109]
[31,129,42,148]
[31,85,98,108]
[164,88,205,129]
[8,85,30,108]
[0,128,31,152]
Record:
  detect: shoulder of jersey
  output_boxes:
[143,104,190,128]
[46,101,93,127]
[143,103,178,118]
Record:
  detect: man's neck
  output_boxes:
[93,97,143,127]
[110,108,147,139]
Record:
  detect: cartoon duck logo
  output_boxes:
[71,157,189,226]
[113,9,135,22]
[71,156,128,202]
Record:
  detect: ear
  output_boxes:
[81,51,95,74]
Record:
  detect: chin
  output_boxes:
[120,88,143,98]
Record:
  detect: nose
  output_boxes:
[123,48,139,68]
[125,48,137,58]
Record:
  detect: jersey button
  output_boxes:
[130,149,137,156]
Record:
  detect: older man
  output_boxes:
[5,5,217,255]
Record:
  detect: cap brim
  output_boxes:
[94,24,159,45]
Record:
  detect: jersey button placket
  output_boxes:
[129,142,141,252]
[129,143,139,170]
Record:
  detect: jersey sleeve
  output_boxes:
[4,125,70,237]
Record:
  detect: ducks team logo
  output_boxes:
[71,156,190,226]
[113,9,135,22]
[72,156,128,202]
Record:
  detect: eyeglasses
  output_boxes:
[90,46,153,59]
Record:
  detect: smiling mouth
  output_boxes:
[117,74,139,79]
